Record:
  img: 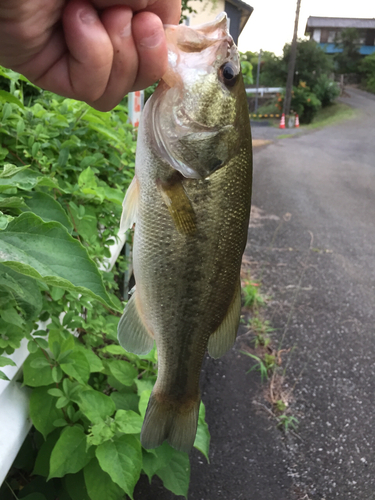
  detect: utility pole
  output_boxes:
[254,49,262,113]
[284,0,302,127]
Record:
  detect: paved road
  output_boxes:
[135,88,375,499]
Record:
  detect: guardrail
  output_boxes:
[246,87,283,97]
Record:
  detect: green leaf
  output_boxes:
[33,429,60,477]
[79,390,116,424]
[107,359,138,386]
[75,344,104,373]
[61,351,90,384]
[138,390,152,418]
[110,391,139,412]
[49,426,94,479]
[0,370,10,380]
[22,192,73,233]
[193,402,210,462]
[84,458,125,500]
[30,357,51,368]
[0,166,54,192]
[95,435,142,500]
[0,355,16,367]
[114,410,143,434]
[156,449,190,498]
[58,148,70,167]
[0,89,24,108]
[0,212,118,309]
[141,441,174,482]
[29,386,64,439]
[0,194,29,210]
[48,328,75,353]
[65,470,91,500]
[23,351,54,387]
[0,263,43,320]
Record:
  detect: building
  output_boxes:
[305,16,375,56]
[186,0,253,45]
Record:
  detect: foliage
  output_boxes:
[334,28,362,75]
[276,83,322,124]
[359,52,375,93]
[240,60,254,86]
[242,280,266,309]
[312,74,340,107]
[241,50,285,87]
[283,39,335,89]
[0,66,209,498]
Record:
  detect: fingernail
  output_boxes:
[139,29,163,49]
[79,8,98,25]
[120,22,132,38]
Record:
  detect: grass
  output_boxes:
[240,274,299,433]
[305,102,357,129]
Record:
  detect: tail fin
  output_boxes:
[141,391,200,453]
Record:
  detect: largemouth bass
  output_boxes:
[118,13,252,453]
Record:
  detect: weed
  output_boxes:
[242,280,267,309]
[277,414,299,432]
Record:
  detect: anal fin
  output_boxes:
[117,292,154,355]
[207,280,241,359]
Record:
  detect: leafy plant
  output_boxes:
[313,74,340,107]
[276,83,322,124]
[242,280,266,309]
[0,66,210,498]
[359,52,375,93]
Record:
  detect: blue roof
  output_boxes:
[319,43,375,55]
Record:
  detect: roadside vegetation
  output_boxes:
[240,273,298,433]
[0,66,209,500]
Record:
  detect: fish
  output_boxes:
[117,13,253,453]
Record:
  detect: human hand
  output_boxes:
[0,0,181,111]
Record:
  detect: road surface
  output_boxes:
[135,88,375,500]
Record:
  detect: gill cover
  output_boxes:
[150,13,241,179]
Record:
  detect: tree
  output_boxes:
[334,28,362,74]
[359,52,375,93]
[283,39,334,89]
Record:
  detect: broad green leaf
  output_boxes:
[78,167,97,190]
[33,430,60,477]
[0,166,56,192]
[96,435,142,500]
[193,402,210,462]
[75,344,104,373]
[110,391,139,412]
[107,359,138,386]
[0,194,29,210]
[114,410,143,434]
[0,263,43,320]
[48,328,75,353]
[84,458,125,500]
[23,351,54,387]
[134,378,156,395]
[22,191,73,232]
[0,370,10,380]
[141,441,174,482]
[138,390,152,418]
[157,449,190,498]
[61,351,90,384]
[0,90,24,108]
[0,164,28,178]
[29,386,64,439]
[49,426,94,479]
[101,345,127,355]
[0,355,16,367]
[65,470,91,500]
[78,390,116,423]
[0,212,118,309]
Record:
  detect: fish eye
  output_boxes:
[219,62,238,87]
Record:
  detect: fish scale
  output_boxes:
[118,13,252,453]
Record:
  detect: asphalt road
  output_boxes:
[135,88,375,500]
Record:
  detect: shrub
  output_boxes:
[275,83,322,124]
[313,75,340,107]
[0,67,209,499]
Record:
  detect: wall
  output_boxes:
[186,0,225,26]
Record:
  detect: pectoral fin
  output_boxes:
[158,177,196,236]
[207,281,241,359]
[120,175,139,233]
[117,292,154,355]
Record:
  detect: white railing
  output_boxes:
[246,87,282,96]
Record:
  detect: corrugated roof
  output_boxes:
[306,16,375,31]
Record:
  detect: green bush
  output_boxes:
[0,67,209,499]
[313,75,340,107]
[276,83,322,124]
[359,52,375,93]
